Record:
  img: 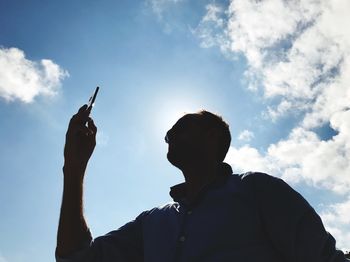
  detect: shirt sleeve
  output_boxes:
[56,211,148,262]
[244,172,348,262]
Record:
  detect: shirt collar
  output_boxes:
[169,162,232,204]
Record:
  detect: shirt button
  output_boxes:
[179,236,186,242]
[187,210,192,215]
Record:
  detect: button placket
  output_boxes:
[179,235,186,242]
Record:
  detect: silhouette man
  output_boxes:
[56,104,349,262]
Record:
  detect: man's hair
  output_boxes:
[197,110,231,162]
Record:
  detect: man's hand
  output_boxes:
[64,104,97,174]
[56,105,97,258]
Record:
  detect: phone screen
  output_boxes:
[87,86,99,109]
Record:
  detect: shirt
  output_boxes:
[56,168,348,262]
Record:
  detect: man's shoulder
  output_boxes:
[235,171,282,188]
[239,171,277,180]
[140,202,179,218]
[236,171,298,194]
[224,172,283,198]
[235,171,312,212]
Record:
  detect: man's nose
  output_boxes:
[165,133,170,143]
[165,129,173,143]
[166,127,180,144]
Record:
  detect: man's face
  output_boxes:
[165,114,207,169]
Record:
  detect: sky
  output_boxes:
[0,0,350,260]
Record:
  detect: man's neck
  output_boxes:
[182,163,218,203]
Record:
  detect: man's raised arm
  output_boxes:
[56,105,97,258]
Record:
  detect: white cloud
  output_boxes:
[194,3,230,50]
[198,0,350,248]
[237,129,254,142]
[202,3,224,25]
[146,0,183,20]
[197,0,350,123]
[0,47,68,103]
[225,145,277,174]
[226,0,321,69]
[320,198,350,250]
[228,122,350,194]
[200,0,350,193]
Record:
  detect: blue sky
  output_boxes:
[1,0,350,261]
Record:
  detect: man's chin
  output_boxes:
[167,152,182,169]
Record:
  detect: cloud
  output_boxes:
[227,124,350,194]
[320,197,350,250]
[200,0,350,195]
[194,3,229,49]
[146,0,183,20]
[197,0,350,122]
[225,145,277,174]
[237,129,254,142]
[200,0,350,192]
[0,47,68,103]
[198,0,350,248]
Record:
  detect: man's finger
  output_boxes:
[87,106,92,115]
[69,115,89,129]
[87,118,97,134]
[74,104,89,119]
[78,104,88,113]
[66,124,90,137]
[79,125,93,135]
[71,105,90,123]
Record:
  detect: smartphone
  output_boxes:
[87,86,99,111]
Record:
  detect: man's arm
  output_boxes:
[56,105,97,258]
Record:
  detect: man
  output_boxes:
[56,104,348,262]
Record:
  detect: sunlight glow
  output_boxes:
[151,91,208,139]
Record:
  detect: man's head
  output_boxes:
[165,110,231,170]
